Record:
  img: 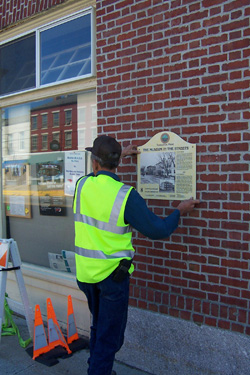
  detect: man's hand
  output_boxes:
[121,144,141,158]
[177,197,200,216]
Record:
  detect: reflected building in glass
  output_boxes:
[30,95,78,153]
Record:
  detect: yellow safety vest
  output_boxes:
[73,174,135,283]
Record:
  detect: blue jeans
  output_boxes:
[77,273,130,375]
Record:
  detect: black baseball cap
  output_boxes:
[85,135,121,163]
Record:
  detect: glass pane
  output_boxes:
[40,14,91,85]
[31,116,38,130]
[65,110,72,125]
[1,91,96,268]
[53,112,59,127]
[42,134,48,150]
[42,114,48,128]
[0,33,36,96]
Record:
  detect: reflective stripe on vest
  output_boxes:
[74,176,134,261]
[75,246,134,260]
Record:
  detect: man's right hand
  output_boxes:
[121,144,140,158]
[177,197,200,216]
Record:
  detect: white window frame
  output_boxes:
[52,131,60,142]
[78,128,85,149]
[41,112,48,129]
[91,104,97,122]
[64,109,72,126]
[78,107,86,123]
[31,135,38,151]
[64,130,72,149]
[7,134,13,155]
[0,7,96,99]
[42,133,48,150]
[19,131,25,151]
[31,115,38,130]
[52,111,60,128]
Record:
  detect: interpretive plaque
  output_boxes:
[3,161,31,218]
[36,161,66,216]
[137,131,196,201]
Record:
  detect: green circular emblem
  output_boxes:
[161,133,170,144]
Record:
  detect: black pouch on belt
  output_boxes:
[112,259,132,283]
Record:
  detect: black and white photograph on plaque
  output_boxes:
[140,151,175,193]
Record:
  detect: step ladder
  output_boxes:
[0,238,33,342]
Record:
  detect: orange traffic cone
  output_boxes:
[67,295,79,344]
[0,241,9,268]
[33,305,50,360]
[47,298,72,354]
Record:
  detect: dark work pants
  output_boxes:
[77,273,130,375]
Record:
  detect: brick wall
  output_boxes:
[0,0,66,30]
[96,0,250,335]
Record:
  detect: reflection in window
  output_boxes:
[65,131,72,148]
[42,134,48,150]
[78,128,85,148]
[20,131,25,150]
[8,134,13,155]
[40,13,92,85]
[65,109,72,126]
[42,113,48,128]
[1,90,97,268]
[31,135,38,151]
[78,107,86,123]
[0,9,94,98]
[91,105,97,122]
[31,116,38,130]
[0,33,36,96]
[91,127,97,143]
[53,112,59,127]
[52,132,60,142]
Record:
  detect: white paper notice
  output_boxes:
[64,152,85,196]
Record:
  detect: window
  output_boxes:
[65,109,72,126]
[52,132,60,142]
[78,128,85,148]
[42,134,48,150]
[91,105,97,122]
[7,134,13,155]
[78,107,86,123]
[40,13,92,86]
[0,8,95,97]
[42,113,48,129]
[1,90,96,268]
[31,116,38,130]
[19,131,25,150]
[0,33,36,96]
[65,131,72,148]
[53,112,59,127]
[91,126,97,142]
[31,135,38,151]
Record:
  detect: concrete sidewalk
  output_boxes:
[2,310,250,375]
[117,307,250,375]
[0,315,152,375]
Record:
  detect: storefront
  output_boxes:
[0,0,96,336]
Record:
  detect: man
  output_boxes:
[73,135,200,375]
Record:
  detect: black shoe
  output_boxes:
[111,371,117,375]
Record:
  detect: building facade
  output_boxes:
[95,0,250,335]
[0,0,250,367]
